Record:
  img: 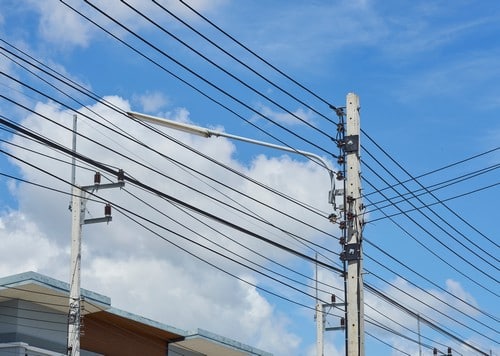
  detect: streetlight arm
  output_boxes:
[127,111,333,174]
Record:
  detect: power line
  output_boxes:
[121,0,336,142]
[365,283,490,355]
[364,163,499,211]
[362,181,498,297]
[176,0,340,117]
[362,145,500,199]
[0,83,339,252]
[362,157,499,283]
[0,115,344,275]
[362,129,498,249]
[79,0,338,159]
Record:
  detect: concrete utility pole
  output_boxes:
[68,185,83,356]
[68,179,124,356]
[316,294,346,356]
[344,93,365,356]
[67,116,124,356]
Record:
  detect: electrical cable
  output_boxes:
[362,146,498,269]
[1,39,338,229]
[362,178,499,297]
[122,0,336,142]
[364,163,499,212]
[0,147,338,310]
[362,146,500,199]
[121,185,342,295]
[176,0,341,118]
[362,160,499,283]
[0,90,340,257]
[365,283,490,355]
[151,0,336,128]
[79,0,338,159]
[364,237,498,322]
[364,252,499,333]
[362,129,498,249]
[0,116,344,275]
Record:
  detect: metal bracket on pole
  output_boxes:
[340,243,361,261]
[344,135,359,153]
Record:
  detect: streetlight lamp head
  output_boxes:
[126,111,211,138]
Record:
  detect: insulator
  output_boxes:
[337,156,345,165]
[331,294,336,303]
[328,213,337,223]
[104,204,112,217]
[94,172,101,184]
[336,139,344,148]
[339,237,345,245]
[447,347,452,356]
[117,169,125,181]
[340,317,345,326]
[346,195,354,203]
[336,172,344,181]
[347,212,355,221]
[336,123,344,132]
[433,348,437,356]
[339,221,346,230]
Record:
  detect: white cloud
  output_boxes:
[0,210,65,277]
[2,96,338,355]
[29,0,94,48]
[254,104,317,126]
[134,91,170,112]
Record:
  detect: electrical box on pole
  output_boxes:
[343,93,365,356]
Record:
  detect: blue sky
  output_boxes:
[0,1,499,355]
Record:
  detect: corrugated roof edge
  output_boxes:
[106,307,187,337]
[186,328,274,356]
[0,271,111,307]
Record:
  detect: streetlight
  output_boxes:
[126,111,334,177]
[127,96,364,356]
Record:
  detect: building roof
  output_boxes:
[0,271,272,356]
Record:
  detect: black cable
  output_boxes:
[364,252,499,333]
[124,0,335,141]
[362,129,498,249]
[364,325,411,356]
[1,37,339,234]
[366,180,500,228]
[151,0,336,129]
[367,270,498,344]
[362,178,499,297]
[364,237,498,322]
[114,205,326,310]
[0,147,337,309]
[177,0,340,118]
[364,303,452,351]
[365,283,490,355]
[362,146,500,199]
[364,163,499,211]
[362,147,498,265]
[80,0,338,159]
[0,89,340,256]
[362,158,499,282]
[0,115,344,275]
[122,185,342,295]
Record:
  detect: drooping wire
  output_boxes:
[362,157,499,281]
[176,0,341,119]
[78,0,338,159]
[362,129,498,249]
[362,179,498,297]
[122,0,335,142]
